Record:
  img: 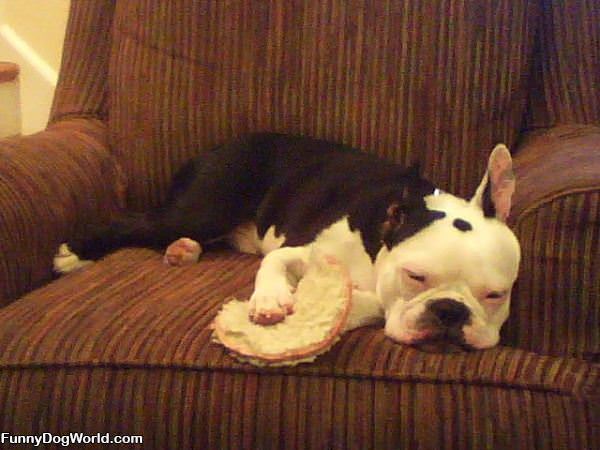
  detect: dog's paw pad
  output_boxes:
[249,308,287,325]
[248,285,295,325]
[163,238,202,266]
[53,243,93,274]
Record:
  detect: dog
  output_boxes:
[54,133,520,352]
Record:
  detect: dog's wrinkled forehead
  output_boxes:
[419,190,520,278]
[384,189,484,249]
[425,191,485,232]
[430,189,475,232]
[382,195,447,249]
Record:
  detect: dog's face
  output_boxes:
[375,145,520,351]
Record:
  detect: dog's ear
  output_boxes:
[470,144,515,222]
[380,199,447,249]
[380,202,404,248]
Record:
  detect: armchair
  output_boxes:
[0,1,597,448]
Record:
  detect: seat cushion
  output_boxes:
[0,248,260,366]
[0,248,597,449]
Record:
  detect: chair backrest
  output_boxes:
[527,0,600,128]
[52,0,541,210]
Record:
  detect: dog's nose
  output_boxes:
[427,298,470,328]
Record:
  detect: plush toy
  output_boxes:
[212,254,352,367]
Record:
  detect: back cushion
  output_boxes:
[527,0,600,128]
[108,0,538,210]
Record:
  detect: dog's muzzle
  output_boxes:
[413,298,474,353]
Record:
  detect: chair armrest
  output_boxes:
[510,125,600,220]
[502,125,600,361]
[0,119,125,305]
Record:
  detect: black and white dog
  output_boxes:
[54,133,520,352]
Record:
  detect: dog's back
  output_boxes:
[61,134,434,261]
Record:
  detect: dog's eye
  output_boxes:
[485,291,505,300]
[404,269,426,283]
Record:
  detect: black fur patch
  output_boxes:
[381,206,447,251]
[68,133,441,262]
[453,218,473,232]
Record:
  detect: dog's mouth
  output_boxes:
[405,300,476,353]
[410,327,474,353]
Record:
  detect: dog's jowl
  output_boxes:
[54,133,520,352]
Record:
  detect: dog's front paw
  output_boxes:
[53,243,93,274]
[163,238,202,266]
[248,282,295,325]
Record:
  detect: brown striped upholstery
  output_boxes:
[527,0,600,127]
[505,125,600,359]
[49,0,114,121]
[107,0,538,209]
[0,249,597,449]
[0,119,124,305]
[0,1,598,448]
[507,0,600,360]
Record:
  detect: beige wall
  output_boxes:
[0,0,70,134]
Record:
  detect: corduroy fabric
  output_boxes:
[1,1,599,448]
[506,192,599,360]
[0,249,597,449]
[527,0,600,128]
[0,119,124,306]
[0,367,596,450]
[511,125,600,220]
[107,0,538,210]
[49,0,116,123]
[504,125,600,359]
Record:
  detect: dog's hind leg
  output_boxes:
[54,135,275,274]
[54,209,181,274]
[163,237,203,266]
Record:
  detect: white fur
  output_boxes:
[249,217,383,327]
[249,246,310,321]
[311,217,376,291]
[375,191,520,348]
[229,223,286,255]
[344,289,384,331]
[247,145,521,350]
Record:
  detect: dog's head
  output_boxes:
[375,145,520,352]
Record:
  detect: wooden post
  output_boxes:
[0,62,22,137]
